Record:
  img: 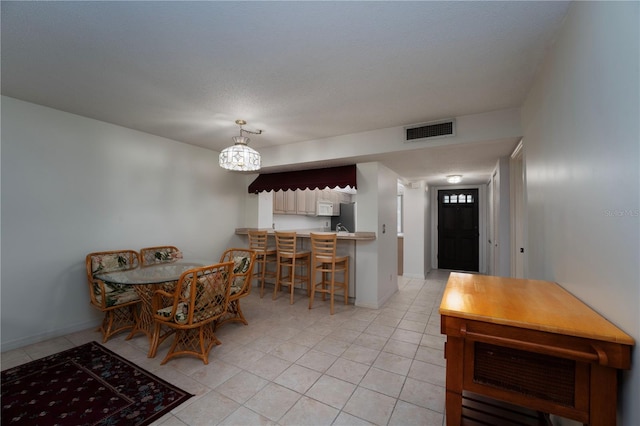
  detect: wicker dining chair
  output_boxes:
[152,261,233,365]
[216,248,256,328]
[139,245,182,265]
[85,250,141,342]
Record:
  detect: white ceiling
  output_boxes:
[1,1,570,184]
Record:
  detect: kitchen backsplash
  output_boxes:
[272,214,331,231]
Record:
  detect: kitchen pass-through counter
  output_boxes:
[235,228,376,241]
[235,228,376,302]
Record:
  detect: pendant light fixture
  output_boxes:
[219,119,263,171]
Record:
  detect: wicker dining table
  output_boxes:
[94,260,204,357]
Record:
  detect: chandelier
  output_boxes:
[219,119,263,171]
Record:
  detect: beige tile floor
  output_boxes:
[1,270,451,426]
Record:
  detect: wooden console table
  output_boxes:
[440,273,634,426]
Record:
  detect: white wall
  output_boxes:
[403,181,428,279]
[259,108,522,170]
[351,163,379,308]
[242,108,521,283]
[352,162,398,309]
[424,186,432,274]
[521,2,639,425]
[376,163,400,304]
[1,96,247,350]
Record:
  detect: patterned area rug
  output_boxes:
[1,341,192,425]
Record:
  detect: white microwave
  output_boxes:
[316,200,334,216]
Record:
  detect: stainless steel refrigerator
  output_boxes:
[331,202,356,232]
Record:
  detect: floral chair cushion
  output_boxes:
[90,253,140,307]
[156,301,227,325]
[144,249,183,264]
[157,302,189,324]
[157,270,227,324]
[95,282,139,307]
[91,253,134,275]
[231,256,251,294]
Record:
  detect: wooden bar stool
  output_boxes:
[273,231,311,304]
[309,232,349,315]
[248,230,277,298]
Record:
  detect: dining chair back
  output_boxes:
[140,245,182,265]
[309,232,349,315]
[248,230,277,297]
[216,248,257,328]
[274,231,311,304]
[85,250,141,342]
[152,261,233,365]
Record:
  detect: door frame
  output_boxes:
[430,184,488,273]
[491,170,499,275]
[510,140,527,278]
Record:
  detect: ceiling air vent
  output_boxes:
[405,119,455,142]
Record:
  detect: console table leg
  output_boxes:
[589,363,617,426]
[446,390,463,425]
[444,337,464,425]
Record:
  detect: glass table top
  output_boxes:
[94,261,205,285]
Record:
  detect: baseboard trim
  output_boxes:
[1,319,101,352]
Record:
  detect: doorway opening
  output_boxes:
[437,189,479,272]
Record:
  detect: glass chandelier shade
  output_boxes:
[219,121,262,171]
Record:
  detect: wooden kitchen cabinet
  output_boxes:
[295,189,317,215]
[330,191,340,215]
[295,189,305,214]
[333,191,351,216]
[317,189,341,215]
[274,188,349,216]
[332,191,352,215]
[305,189,317,214]
[273,190,284,213]
[317,188,332,203]
[274,190,296,214]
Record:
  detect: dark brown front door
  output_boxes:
[438,189,479,271]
